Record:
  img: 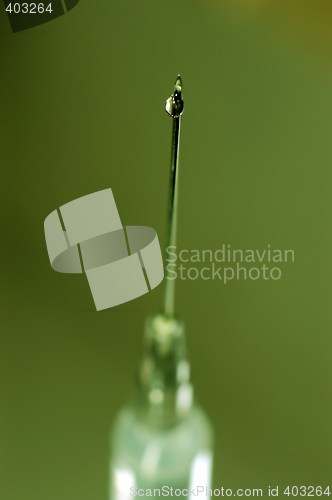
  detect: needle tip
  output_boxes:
[165,74,184,117]
[174,75,182,93]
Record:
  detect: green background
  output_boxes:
[0,1,331,498]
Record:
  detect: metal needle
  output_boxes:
[163,75,184,317]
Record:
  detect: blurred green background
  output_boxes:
[0,1,331,499]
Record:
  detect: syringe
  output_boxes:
[109,76,214,499]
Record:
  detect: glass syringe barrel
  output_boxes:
[110,315,214,499]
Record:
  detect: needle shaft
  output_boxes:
[164,75,184,317]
